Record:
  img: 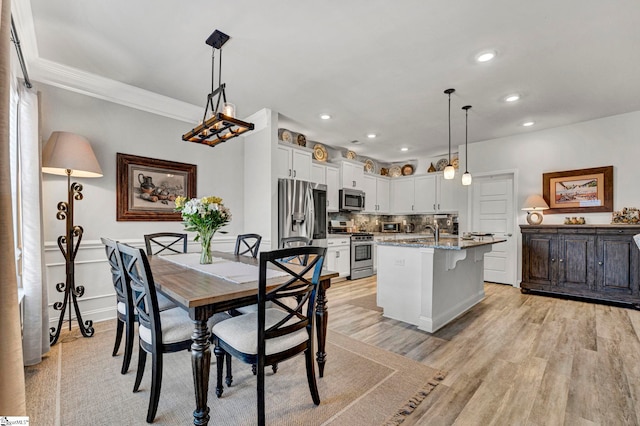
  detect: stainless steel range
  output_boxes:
[349,232,374,280]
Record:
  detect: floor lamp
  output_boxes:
[42,131,103,345]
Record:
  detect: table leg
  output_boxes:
[191,319,211,426]
[315,280,329,377]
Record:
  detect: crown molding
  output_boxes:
[31,58,202,123]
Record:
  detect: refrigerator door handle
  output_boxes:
[306,185,315,241]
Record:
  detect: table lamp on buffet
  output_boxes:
[522,194,549,225]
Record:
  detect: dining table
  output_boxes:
[147,250,339,426]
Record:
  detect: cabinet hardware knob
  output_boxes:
[551,258,555,262]
[438,204,440,210]
[293,170,296,178]
[433,204,436,210]
[289,169,292,176]
[559,259,564,262]
[336,252,340,258]
[598,261,603,265]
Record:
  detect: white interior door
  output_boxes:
[471,173,517,285]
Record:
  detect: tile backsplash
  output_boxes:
[328,212,457,234]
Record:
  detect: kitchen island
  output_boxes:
[376,236,506,333]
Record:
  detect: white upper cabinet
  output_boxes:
[340,160,364,190]
[390,173,464,214]
[326,166,340,212]
[311,163,326,184]
[363,175,390,213]
[414,175,437,213]
[437,174,464,212]
[276,144,312,181]
[391,177,415,214]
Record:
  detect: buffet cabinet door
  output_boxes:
[596,230,640,297]
[522,231,558,289]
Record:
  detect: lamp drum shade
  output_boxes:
[522,194,549,225]
[42,131,103,177]
[522,194,549,211]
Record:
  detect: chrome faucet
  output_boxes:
[425,223,439,243]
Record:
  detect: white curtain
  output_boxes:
[9,78,50,365]
[1,0,27,414]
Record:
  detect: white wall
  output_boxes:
[38,83,246,326]
[468,110,640,225]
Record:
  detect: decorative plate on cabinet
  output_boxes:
[364,159,376,174]
[388,165,402,178]
[427,163,436,173]
[452,156,459,169]
[435,158,448,171]
[401,164,415,176]
[313,144,328,162]
[296,133,306,147]
[278,129,293,143]
[346,150,357,160]
[380,167,389,176]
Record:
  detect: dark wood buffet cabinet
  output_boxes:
[520,225,640,307]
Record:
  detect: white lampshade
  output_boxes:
[461,171,472,186]
[443,164,455,179]
[522,194,549,211]
[42,132,103,178]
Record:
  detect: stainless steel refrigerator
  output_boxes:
[278,178,327,248]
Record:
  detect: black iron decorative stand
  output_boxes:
[49,170,94,345]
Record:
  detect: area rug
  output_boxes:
[25,320,445,425]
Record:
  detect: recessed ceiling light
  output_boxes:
[400,147,409,152]
[320,114,331,120]
[367,133,377,139]
[476,50,496,63]
[504,94,520,102]
[522,121,535,127]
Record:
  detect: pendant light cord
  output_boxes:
[448,92,451,163]
[465,107,468,172]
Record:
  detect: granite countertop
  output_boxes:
[376,236,507,250]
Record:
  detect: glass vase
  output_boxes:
[199,230,214,264]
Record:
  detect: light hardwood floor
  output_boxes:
[328,277,640,425]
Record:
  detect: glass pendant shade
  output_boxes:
[443,164,455,179]
[462,171,472,186]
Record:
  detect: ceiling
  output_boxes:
[14,0,640,162]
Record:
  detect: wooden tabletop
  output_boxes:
[147,251,338,309]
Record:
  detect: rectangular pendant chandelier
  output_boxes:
[182,30,254,147]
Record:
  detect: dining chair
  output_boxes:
[101,237,176,375]
[230,233,263,316]
[235,233,262,258]
[212,246,327,426]
[117,242,229,423]
[144,232,188,256]
[280,236,312,266]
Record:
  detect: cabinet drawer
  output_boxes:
[597,227,640,236]
[327,238,350,246]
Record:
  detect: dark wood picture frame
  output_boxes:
[116,153,197,221]
[542,166,613,214]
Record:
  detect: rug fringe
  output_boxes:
[382,370,447,426]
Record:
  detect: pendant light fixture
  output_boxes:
[443,88,455,179]
[461,105,472,186]
[182,29,254,147]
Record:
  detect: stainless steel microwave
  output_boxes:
[339,188,365,212]
[381,222,402,233]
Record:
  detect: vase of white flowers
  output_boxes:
[174,196,231,264]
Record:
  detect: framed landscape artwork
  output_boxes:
[542,166,613,214]
[116,153,197,221]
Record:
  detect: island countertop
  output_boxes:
[376,236,506,250]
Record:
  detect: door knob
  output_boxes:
[506,233,513,237]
